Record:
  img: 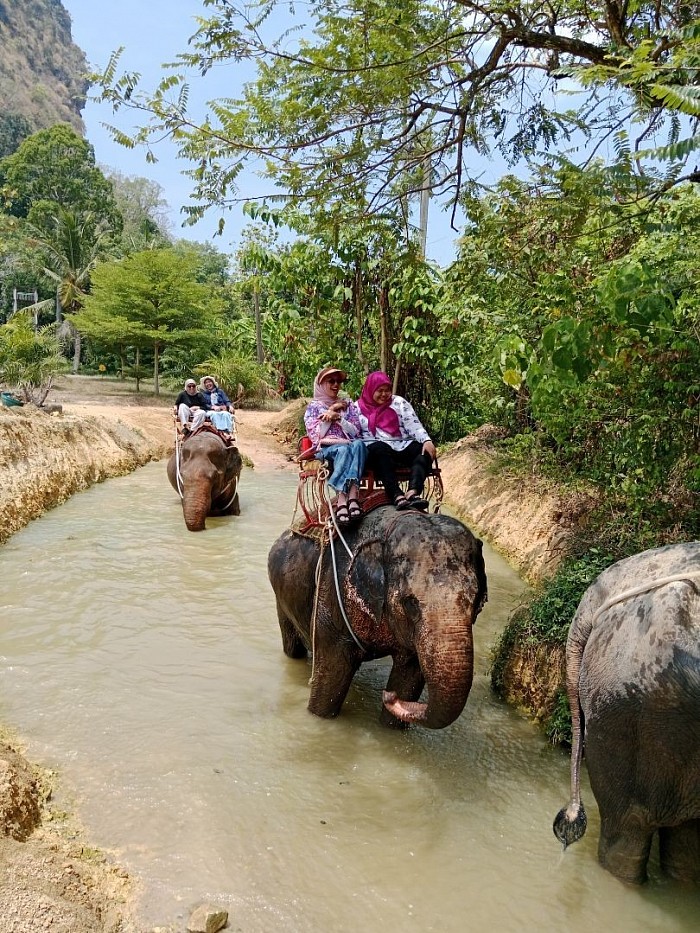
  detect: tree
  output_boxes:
[94,1,700,230]
[26,207,113,372]
[0,311,68,406]
[1,124,122,236]
[105,169,172,253]
[79,248,219,394]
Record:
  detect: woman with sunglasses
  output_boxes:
[304,366,367,525]
[358,371,437,511]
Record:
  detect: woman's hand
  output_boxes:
[423,440,437,461]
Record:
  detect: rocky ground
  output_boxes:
[0,375,585,932]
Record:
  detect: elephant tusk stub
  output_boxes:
[382,690,428,723]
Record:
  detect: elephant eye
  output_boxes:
[402,595,421,622]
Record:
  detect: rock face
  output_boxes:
[0,403,172,544]
[0,0,88,138]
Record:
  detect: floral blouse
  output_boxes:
[304,399,362,449]
[359,395,431,451]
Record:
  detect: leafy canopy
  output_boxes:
[94,1,700,230]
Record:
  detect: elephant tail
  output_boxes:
[553,800,587,849]
[553,602,592,850]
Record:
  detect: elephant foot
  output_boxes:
[382,690,427,723]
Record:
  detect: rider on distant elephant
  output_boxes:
[174,378,210,434]
[201,375,235,437]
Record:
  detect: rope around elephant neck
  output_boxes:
[219,474,238,512]
[174,427,185,499]
[327,526,367,652]
[591,571,700,625]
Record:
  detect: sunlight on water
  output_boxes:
[0,461,698,931]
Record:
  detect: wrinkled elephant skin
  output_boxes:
[167,432,242,531]
[267,507,487,728]
[554,541,700,884]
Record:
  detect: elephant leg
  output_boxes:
[597,808,653,884]
[230,492,241,516]
[307,644,360,719]
[380,653,425,729]
[277,600,307,659]
[659,820,700,884]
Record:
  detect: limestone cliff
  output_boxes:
[0,0,87,146]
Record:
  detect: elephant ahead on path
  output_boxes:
[554,541,700,884]
[268,507,487,728]
[167,431,242,532]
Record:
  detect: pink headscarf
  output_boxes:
[358,371,400,436]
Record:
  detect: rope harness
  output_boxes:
[590,571,700,626]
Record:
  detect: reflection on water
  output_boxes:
[0,461,698,931]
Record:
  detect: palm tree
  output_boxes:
[27,207,112,372]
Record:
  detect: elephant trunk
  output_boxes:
[384,614,473,729]
[182,485,213,532]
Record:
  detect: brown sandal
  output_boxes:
[335,503,351,526]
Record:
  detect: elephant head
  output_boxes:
[268,507,487,727]
[167,432,242,531]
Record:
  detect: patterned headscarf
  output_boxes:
[313,367,346,406]
[358,371,400,436]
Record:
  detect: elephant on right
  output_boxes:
[553,541,700,884]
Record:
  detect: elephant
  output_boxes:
[167,430,242,531]
[267,506,487,728]
[553,541,700,884]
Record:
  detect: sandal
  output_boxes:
[348,499,363,522]
[394,494,411,511]
[406,495,429,511]
[335,503,351,526]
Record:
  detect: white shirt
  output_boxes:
[359,395,431,451]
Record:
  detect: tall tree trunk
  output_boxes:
[71,325,81,373]
[378,282,391,373]
[254,281,264,363]
[153,344,160,396]
[353,259,366,373]
[136,346,141,393]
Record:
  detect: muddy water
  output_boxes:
[0,461,698,932]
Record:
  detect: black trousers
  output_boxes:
[365,440,432,501]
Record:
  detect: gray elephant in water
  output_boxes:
[554,541,700,884]
[267,507,487,728]
[167,431,242,531]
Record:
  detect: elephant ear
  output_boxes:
[344,539,386,633]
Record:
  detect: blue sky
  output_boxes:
[61,0,467,264]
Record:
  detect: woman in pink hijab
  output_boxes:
[304,366,367,524]
[358,371,437,511]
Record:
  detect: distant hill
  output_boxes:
[0,0,87,153]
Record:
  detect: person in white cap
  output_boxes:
[173,378,209,434]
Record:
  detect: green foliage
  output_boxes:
[0,113,32,159]
[79,248,222,393]
[0,311,68,403]
[491,550,617,745]
[195,351,275,406]
[1,125,122,239]
[545,690,573,747]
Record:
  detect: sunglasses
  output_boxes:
[326,377,343,384]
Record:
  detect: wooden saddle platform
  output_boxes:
[293,437,443,533]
